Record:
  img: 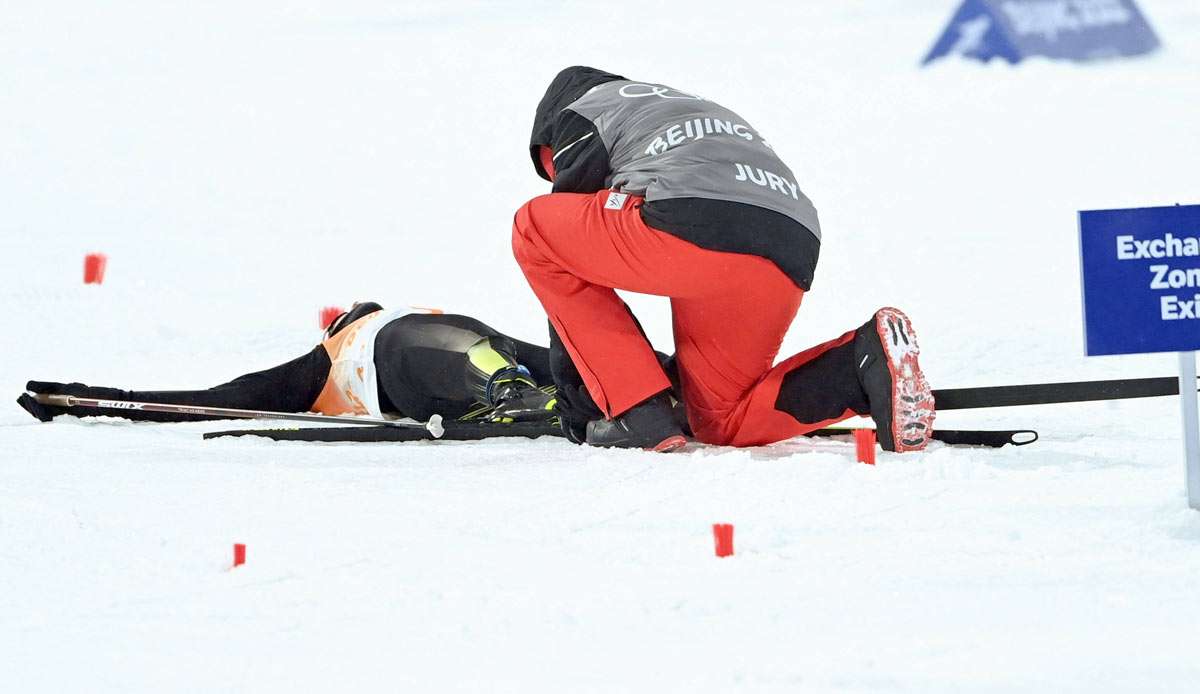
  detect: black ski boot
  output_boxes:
[585,393,687,452]
[460,336,556,423]
[485,367,556,423]
[852,307,936,452]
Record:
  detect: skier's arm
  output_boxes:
[18,346,331,422]
[549,110,611,194]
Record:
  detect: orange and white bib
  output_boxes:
[310,309,410,418]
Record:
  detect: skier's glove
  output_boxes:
[552,384,597,445]
[17,381,82,421]
[17,381,125,422]
[17,393,63,421]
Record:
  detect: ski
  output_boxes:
[203,421,1036,448]
[814,427,1037,447]
[203,419,559,443]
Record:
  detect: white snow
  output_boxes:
[3,1,1200,691]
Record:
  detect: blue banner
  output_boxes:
[923,0,1160,65]
[1079,205,1200,356]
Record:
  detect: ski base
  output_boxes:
[203,421,1037,448]
[202,420,560,442]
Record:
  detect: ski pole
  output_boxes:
[31,393,445,438]
[932,376,1180,410]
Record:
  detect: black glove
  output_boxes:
[553,383,597,444]
[17,381,127,422]
[17,393,64,421]
[547,325,604,445]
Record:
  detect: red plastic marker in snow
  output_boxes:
[319,306,345,330]
[855,429,876,465]
[233,543,246,568]
[712,523,734,558]
[83,253,107,284]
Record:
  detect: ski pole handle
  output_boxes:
[36,394,75,407]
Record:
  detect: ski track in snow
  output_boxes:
[3,1,1200,691]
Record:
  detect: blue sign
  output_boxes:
[923,0,1160,65]
[1079,205,1200,356]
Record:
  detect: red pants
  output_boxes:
[512,190,858,446]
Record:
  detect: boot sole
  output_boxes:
[873,307,936,452]
[650,435,688,453]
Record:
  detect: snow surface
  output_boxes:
[3,1,1200,691]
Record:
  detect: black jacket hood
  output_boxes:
[529,66,625,181]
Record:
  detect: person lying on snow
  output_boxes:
[513,66,936,452]
[17,303,558,427]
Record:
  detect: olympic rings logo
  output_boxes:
[617,84,704,100]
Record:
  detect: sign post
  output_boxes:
[1179,352,1200,508]
[1079,204,1200,510]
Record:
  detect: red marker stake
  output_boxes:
[319,306,345,330]
[713,523,734,558]
[233,543,246,568]
[83,253,107,284]
[855,429,876,465]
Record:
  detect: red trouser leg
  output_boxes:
[713,329,863,446]
[512,192,672,416]
[511,190,860,444]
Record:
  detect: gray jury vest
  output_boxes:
[564,80,821,240]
